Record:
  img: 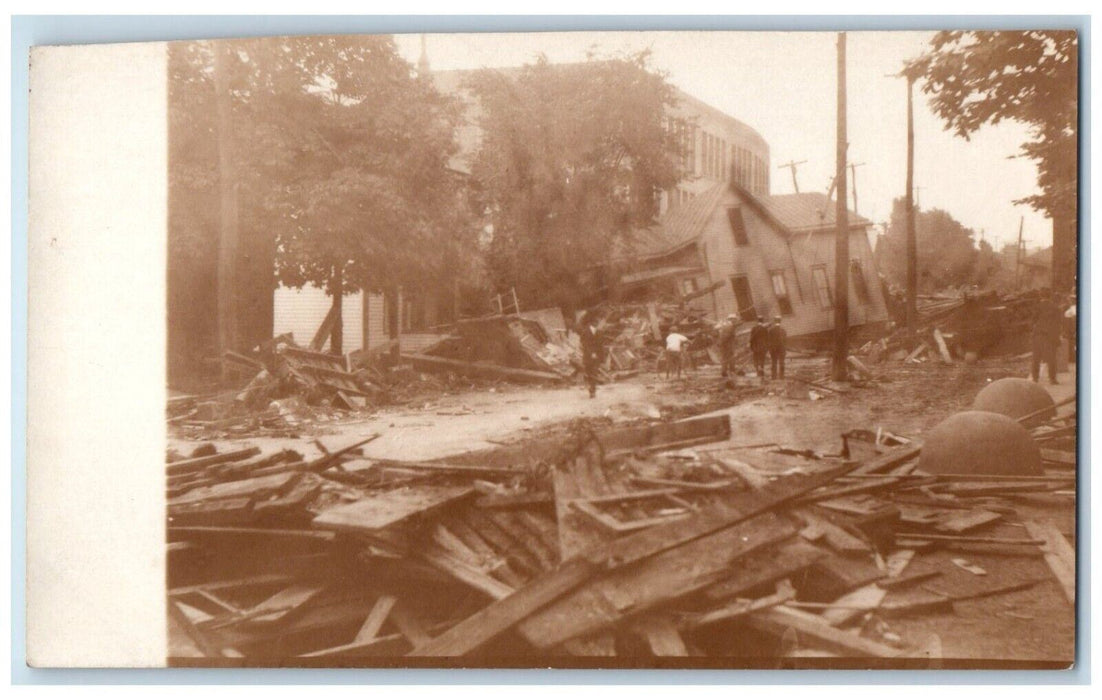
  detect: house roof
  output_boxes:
[630,184,871,261]
[758,192,872,233]
[631,182,729,258]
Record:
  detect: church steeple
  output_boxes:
[417,34,430,78]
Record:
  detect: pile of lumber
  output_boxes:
[167,409,1076,666]
[861,291,1044,365]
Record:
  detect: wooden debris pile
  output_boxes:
[168,406,1076,666]
[860,291,1045,365]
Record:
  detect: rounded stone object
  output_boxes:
[918,410,1042,476]
[973,377,1056,427]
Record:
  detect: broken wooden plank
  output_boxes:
[705,540,825,601]
[1023,520,1075,604]
[407,557,598,657]
[819,550,914,627]
[516,513,797,649]
[166,446,262,477]
[689,579,796,629]
[631,614,689,656]
[168,471,302,508]
[241,583,325,626]
[354,595,397,643]
[747,605,901,658]
[313,485,475,533]
[403,352,563,383]
[932,329,953,363]
[421,546,516,601]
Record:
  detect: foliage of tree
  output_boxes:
[466,53,684,310]
[908,30,1078,290]
[875,198,995,293]
[169,36,478,366]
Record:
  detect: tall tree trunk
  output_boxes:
[905,75,918,338]
[331,266,344,355]
[1052,211,1076,295]
[832,32,850,382]
[213,43,239,361]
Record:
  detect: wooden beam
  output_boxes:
[747,605,901,658]
[166,446,262,477]
[354,595,397,643]
[407,557,597,657]
[1023,520,1075,604]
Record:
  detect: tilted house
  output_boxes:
[619,181,890,339]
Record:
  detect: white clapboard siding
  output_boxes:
[273,284,364,353]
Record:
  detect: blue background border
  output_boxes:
[9,13,1091,685]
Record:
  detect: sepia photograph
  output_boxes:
[25,22,1081,672]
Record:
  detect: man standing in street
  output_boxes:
[716,314,739,378]
[578,311,603,398]
[767,315,787,381]
[749,315,769,381]
[1031,288,1063,385]
[664,327,690,379]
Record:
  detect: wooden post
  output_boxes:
[905,75,918,338]
[832,32,850,382]
[330,266,344,355]
[213,42,239,362]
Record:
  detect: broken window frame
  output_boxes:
[770,270,795,316]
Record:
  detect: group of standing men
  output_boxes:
[718,313,787,382]
[578,308,792,399]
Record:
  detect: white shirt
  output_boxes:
[666,333,689,352]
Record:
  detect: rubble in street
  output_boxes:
[167,379,1077,666]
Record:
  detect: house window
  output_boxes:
[680,278,698,296]
[812,265,833,309]
[730,275,757,321]
[727,207,749,246]
[851,260,870,304]
[770,270,794,316]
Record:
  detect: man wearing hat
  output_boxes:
[749,315,769,381]
[716,314,739,378]
[767,315,787,380]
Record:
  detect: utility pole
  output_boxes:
[778,159,807,194]
[832,32,850,382]
[905,73,918,340]
[213,42,239,365]
[849,161,865,215]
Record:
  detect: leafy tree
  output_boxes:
[466,53,684,311]
[169,36,478,364]
[875,198,985,293]
[908,31,1078,292]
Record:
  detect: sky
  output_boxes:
[393,30,1055,253]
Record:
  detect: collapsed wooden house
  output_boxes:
[616,182,892,341]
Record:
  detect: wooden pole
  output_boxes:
[331,266,344,355]
[905,75,918,339]
[832,32,850,382]
[213,42,239,362]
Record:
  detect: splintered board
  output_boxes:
[516,512,797,649]
[312,485,474,533]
